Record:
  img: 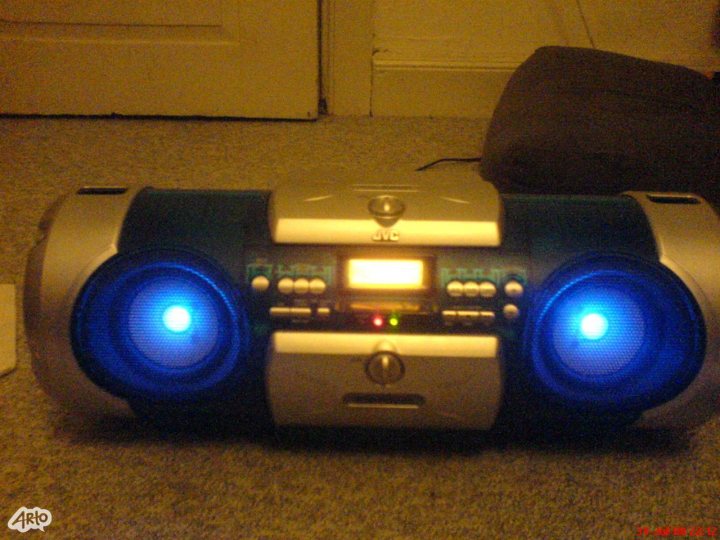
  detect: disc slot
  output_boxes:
[342,393,425,410]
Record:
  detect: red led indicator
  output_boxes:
[372,315,384,328]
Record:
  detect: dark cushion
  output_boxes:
[481,46,720,207]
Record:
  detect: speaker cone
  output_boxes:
[72,249,250,402]
[525,254,705,413]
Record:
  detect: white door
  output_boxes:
[0,1,318,119]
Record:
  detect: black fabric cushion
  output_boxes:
[481,46,720,207]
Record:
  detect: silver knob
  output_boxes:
[368,195,405,226]
[366,352,405,385]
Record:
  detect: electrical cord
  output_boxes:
[415,157,482,172]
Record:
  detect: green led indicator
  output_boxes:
[389,315,400,327]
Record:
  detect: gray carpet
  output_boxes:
[1,116,718,539]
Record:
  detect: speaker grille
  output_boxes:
[72,250,250,402]
[525,254,705,413]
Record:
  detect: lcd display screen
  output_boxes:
[346,259,425,290]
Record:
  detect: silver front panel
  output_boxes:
[625,192,720,428]
[266,332,502,429]
[25,187,143,417]
[269,169,502,247]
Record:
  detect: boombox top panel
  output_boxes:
[269,169,502,247]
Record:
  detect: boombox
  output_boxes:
[24,170,720,432]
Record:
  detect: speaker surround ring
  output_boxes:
[525,254,705,413]
[72,249,250,402]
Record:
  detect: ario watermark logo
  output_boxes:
[7,507,52,533]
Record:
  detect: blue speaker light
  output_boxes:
[580,313,608,340]
[72,250,250,402]
[549,286,647,378]
[525,254,705,413]
[126,278,221,369]
[163,305,192,333]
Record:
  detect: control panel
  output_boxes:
[245,248,527,333]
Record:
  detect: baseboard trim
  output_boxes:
[370,53,720,118]
[371,60,517,118]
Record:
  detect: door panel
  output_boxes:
[0,1,318,118]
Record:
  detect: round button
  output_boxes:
[479,281,497,298]
[504,279,524,299]
[294,278,310,295]
[446,280,464,297]
[250,275,270,293]
[366,352,405,385]
[309,278,327,295]
[368,195,405,219]
[277,277,294,295]
[463,281,480,297]
[503,304,521,320]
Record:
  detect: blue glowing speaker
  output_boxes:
[525,254,704,414]
[23,174,720,431]
[72,250,250,402]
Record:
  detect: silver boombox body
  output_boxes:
[24,170,720,431]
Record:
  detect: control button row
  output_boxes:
[443,310,496,325]
[442,304,521,324]
[250,276,327,295]
[445,279,524,299]
[278,277,327,295]
[446,280,495,298]
[270,306,332,319]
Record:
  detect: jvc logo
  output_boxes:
[372,229,399,242]
[7,507,52,533]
